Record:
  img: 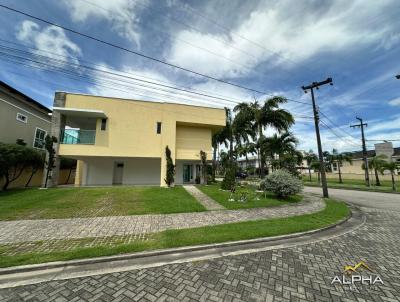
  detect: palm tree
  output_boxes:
[366,155,387,186]
[235,142,257,171]
[304,150,318,182]
[311,161,321,183]
[234,97,294,178]
[262,132,298,171]
[329,149,353,184]
[381,161,399,191]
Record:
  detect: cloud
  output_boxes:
[63,0,145,48]
[167,0,396,78]
[16,20,81,64]
[388,97,400,106]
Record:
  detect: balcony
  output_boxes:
[61,129,96,145]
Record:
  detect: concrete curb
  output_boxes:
[0,201,353,276]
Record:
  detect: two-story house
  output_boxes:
[43,92,226,187]
[0,81,51,147]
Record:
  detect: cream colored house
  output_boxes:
[43,92,225,187]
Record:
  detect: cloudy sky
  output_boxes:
[0,0,399,153]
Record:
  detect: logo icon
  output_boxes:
[343,261,372,275]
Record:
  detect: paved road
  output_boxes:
[304,186,400,211]
[1,190,400,301]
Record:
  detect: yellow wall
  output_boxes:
[57,94,225,186]
[59,95,225,160]
[176,125,212,160]
[0,169,74,189]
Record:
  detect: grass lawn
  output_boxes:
[0,186,206,220]
[0,199,349,267]
[302,175,399,193]
[197,183,302,209]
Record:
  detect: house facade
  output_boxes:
[0,81,51,147]
[44,92,225,187]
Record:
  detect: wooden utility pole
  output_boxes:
[350,117,370,187]
[301,78,333,198]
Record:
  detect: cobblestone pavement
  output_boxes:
[183,185,225,210]
[1,205,399,301]
[0,195,322,245]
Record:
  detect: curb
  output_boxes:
[0,202,353,276]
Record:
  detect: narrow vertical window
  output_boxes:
[157,122,162,134]
[101,118,107,131]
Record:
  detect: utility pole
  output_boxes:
[350,117,370,187]
[301,78,333,198]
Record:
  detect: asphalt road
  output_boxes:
[304,186,400,211]
[1,189,399,301]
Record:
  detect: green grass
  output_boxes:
[302,175,399,193]
[0,200,349,268]
[0,186,206,220]
[197,183,302,209]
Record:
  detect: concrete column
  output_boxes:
[42,92,66,188]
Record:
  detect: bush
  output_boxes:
[260,169,303,199]
[221,162,236,190]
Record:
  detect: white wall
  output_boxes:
[84,158,114,185]
[123,158,160,185]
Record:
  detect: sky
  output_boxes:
[0,0,399,153]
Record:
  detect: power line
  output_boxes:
[0,3,312,106]
[319,120,360,148]
[318,110,359,140]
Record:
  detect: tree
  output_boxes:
[25,149,45,187]
[200,150,207,185]
[304,150,318,181]
[43,135,58,188]
[164,145,175,187]
[381,161,399,191]
[364,155,387,186]
[234,97,294,178]
[0,143,29,190]
[328,149,353,184]
[235,142,256,170]
[311,161,321,183]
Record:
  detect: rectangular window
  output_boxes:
[34,128,46,149]
[156,122,162,134]
[16,113,28,123]
[101,118,107,131]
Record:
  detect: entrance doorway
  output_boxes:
[113,162,124,185]
[183,164,193,183]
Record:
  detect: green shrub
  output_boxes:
[221,163,236,190]
[260,169,303,199]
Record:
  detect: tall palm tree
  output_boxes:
[235,142,257,171]
[234,97,294,178]
[304,150,318,182]
[262,132,298,171]
[365,155,387,186]
[381,161,400,191]
[328,149,353,184]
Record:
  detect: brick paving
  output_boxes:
[0,194,323,245]
[1,206,399,301]
[183,185,225,210]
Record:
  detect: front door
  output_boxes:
[113,162,124,185]
[183,164,192,183]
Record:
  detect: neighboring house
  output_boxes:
[0,80,51,147]
[44,92,226,187]
[336,142,400,176]
[237,155,259,171]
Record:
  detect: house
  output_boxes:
[0,80,51,147]
[43,92,226,187]
[334,142,400,177]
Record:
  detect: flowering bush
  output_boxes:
[260,170,303,199]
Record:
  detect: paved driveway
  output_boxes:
[1,189,400,301]
[304,186,400,211]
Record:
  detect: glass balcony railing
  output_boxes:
[61,129,96,145]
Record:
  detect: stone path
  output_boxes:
[2,204,399,301]
[0,195,323,245]
[183,185,225,210]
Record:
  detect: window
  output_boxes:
[101,118,107,131]
[156,122,162,134]
[16,113,27,123]
[332,163,338,171]
[34,128,46,149]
